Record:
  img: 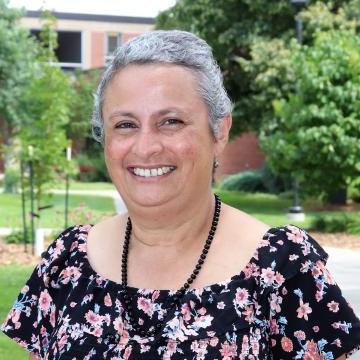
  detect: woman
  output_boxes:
[2,30,360,359]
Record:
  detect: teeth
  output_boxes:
[132,166,174,177]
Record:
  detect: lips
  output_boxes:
[129,166,176,178]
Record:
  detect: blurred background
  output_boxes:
[0,0,359,357]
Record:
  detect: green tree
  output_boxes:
[0,0,37,162]
[19,11,74,212]
[67,69,109,182]
[260,29,360,199]
[156,0,352,135]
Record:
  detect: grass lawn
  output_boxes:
[0,193,116,228]
[57,181,116,191]
[216,190,358,229]
[0,264,33,359]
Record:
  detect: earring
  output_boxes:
[214,159,219,169]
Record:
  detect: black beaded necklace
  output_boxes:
[121,194,221,338]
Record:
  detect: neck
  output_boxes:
[125,191,216,249]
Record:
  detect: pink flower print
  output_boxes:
[217,301,225,309]
[313,326,319,333]
[251,337,260,355]
[327,300,339,313]
[274,272,285,286]
[137,297,153,317]
[296,299,312,320]
[164,340,177,357]
[151,290,160,302]
[235,288,249,307]
[58,334,68,350]
[332,338,342,347]
[39,289,52,313]
[70,301,77,307]
[20,285,29,294]
[70,240,79,252]
[104,293,112,307]
[289,254,299,261]
[241,334,249,354]
[269,293,282,313]
[85,310,101,326]
[311,266,321,277]
[193,314,213,329]
[286,225,306,243]
[315,291,323,302]
[181,303,191,321]
[269,319,279,335]
[78,242,87,252]
[79,224,92,232]
[210,337,219,347]
[50,308,56,327]
[281,337,293,352]
[294,330,306,340]
[113,317,125,335]
[302,243,311,256]
[242,305,254,324]
[40,325,47,336]
[198,307,206,315]
[261,267,275,285]
[303,340,322,360]
[219,341,237,359]
[92,327,103,337]
[123,345,132,359]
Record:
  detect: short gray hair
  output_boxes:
[92,30,232,144]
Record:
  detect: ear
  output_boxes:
[214,114,232,157]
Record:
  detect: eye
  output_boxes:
[162,118,184,126]
[115,121,137,129]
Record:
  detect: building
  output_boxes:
[0,9,264,179]
[22,10,154,71]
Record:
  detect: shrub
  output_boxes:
[5,230,29,244]
[220,165,290,194]
[310,214,360,234]
[3,167,20,193]
[75,153,110,182]
[348,179,360,203]
[221,170,265,192]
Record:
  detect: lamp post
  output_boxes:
[20,157,28,252]
[28,145,35,254]
[64,145,71,228]
[287,0,308,222]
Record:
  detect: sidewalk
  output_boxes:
[325,247,360,316]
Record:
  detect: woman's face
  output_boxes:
[102,64,229,209]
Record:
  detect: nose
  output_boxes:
[132,128,163,160]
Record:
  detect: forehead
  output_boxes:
[102,64,206,113]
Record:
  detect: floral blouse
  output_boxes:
[1,224,360,359]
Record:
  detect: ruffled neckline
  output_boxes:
[78,224,278,296]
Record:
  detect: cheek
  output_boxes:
[103,139,126,169]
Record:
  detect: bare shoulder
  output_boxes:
[221,203,270,243]
[86,213,128,282]
[213,203,271,272]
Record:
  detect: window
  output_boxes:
[106,33,122,63]
[30,29,82,70]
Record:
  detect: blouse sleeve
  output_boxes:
[266,226,360,359]
[0,226,78,355]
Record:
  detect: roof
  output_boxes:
[25,10,155,24]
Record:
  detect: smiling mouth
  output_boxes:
[129,166,176,178]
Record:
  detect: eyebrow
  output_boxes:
[108,108,186,121]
